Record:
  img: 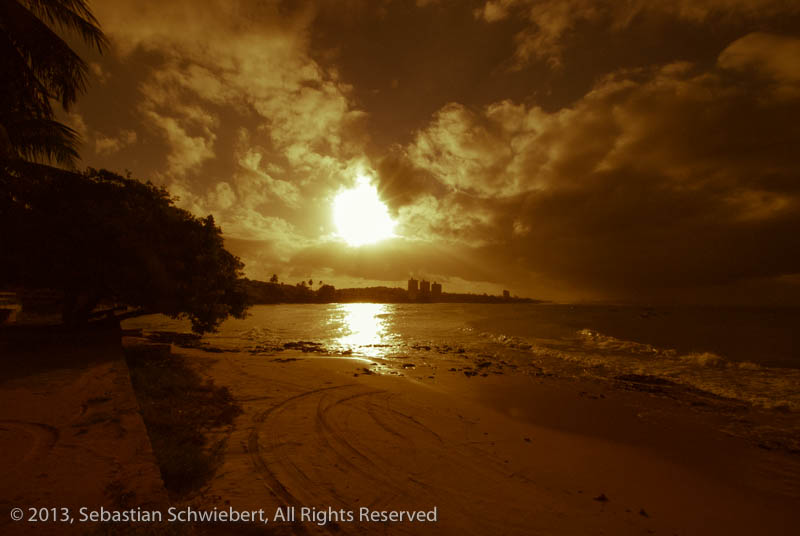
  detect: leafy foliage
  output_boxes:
[1,164,249,332]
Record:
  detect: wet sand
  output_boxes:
[180,346,800,535]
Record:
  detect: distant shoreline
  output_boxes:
[247,297,546,305]
[241,279,544,305]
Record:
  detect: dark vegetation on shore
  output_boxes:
[2,0,248,335]
[123,343,241,498]
[2,166,249,333]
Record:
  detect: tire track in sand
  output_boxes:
[247,384,350,507]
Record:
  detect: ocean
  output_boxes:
[123,303,800,414]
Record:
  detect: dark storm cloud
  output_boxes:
[476,0,800,68]
[288,238,501,286]
[375,147,446,207]
[388,51,800,301]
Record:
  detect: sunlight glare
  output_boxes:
[334,303,392,357]
[333,176,396,246]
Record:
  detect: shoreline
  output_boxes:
[2,326,797,534]
[175,343,800,535]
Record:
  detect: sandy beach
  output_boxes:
[0,329,168,536]
[175,343,800,535]
[1,327,798,535]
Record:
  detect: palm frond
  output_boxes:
[0,32,57,117]
[21,0,108,52]
[3,116,80,168]
[0,0,106,167]
[0,0,90,108]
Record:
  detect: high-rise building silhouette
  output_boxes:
[431,282,442,299]
[407,278,418,300]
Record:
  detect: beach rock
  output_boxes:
[145,330,202,348]
[249,344,284,354]
[593,493,609,502]
[283,341,325,353]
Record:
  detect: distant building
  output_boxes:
[503,290,510,300]
[407,278,418,300]
[420,279,430,294]
[431,282,442,299]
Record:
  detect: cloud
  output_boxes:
[719,32,800,98]
[142,110,216,177]
[236,147,302,209]
[97,0,364,167]
[288,238,499,285]
[95,129,137,155]
[406,103,516,197]
[475,0,800,68]
[89,62,109,84]
[79,1,800,302]
[90,0,368,247]
[476,1,514,22]
[387,54,800,301]
[62,111,89,141]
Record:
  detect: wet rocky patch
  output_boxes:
[143,330,234,353]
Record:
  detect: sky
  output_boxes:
[62,0,800,304]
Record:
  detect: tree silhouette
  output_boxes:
[269,274,279,283]
[317,284,335,303]
[1,165,249,332]
[0,0,108,166]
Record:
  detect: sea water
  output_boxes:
[124,303,800,413]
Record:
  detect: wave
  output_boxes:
[479,328,800,412]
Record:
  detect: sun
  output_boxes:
[333,176,396,246]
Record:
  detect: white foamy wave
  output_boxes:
[678,352,726,368]
[577,329,676,357]
[481,328,800,412]
[481,332,533,350]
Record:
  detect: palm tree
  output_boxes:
[0,0,107,167]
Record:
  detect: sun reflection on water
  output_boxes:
[332,303,395,357]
